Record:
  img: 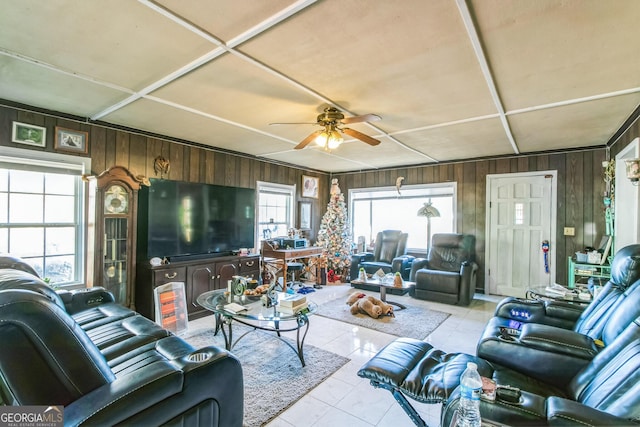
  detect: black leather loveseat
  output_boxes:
[0,256,243,426]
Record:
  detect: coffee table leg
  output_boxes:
[214,313,222,336]
[379,286,387,302]
[219,316,232,350]
[295,315,310,367]
[380,286,406,310]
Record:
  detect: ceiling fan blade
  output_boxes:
[294,130,322,149]
[340,113,381,124]
[342,128,380,146]
[269,122,318,126]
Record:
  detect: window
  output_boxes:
[0,147,90,286]
[349,183,456,250]
[256,181,295,244]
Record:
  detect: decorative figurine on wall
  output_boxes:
[154,156,170,178]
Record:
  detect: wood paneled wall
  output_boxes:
[1,104,617,292]
[333,150,608,291]
[611,112,640,159]
[0,105,328,244]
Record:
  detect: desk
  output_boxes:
[261,241,323,291]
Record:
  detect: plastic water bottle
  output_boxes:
[457,362,482,427]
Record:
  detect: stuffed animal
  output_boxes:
[346,293,394,318]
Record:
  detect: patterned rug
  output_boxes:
[184,325,350,427]
[315,295,450,339]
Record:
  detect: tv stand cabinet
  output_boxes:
[136,254,260,321]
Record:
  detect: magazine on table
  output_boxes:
[224,302,248,314]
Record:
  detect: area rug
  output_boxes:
[184,325,350,427]
[316,296,450,339]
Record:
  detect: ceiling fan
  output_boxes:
[270,107,382,150]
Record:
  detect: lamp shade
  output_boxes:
[417,202,440,218]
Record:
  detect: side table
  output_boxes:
[567,257,611,289]
[526,285,592,306]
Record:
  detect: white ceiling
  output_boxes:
[1,0,639,173]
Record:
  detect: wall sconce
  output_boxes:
[625,158,640,185]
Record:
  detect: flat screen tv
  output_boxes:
[138,178,256,261]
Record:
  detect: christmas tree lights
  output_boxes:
[315,179,352,276]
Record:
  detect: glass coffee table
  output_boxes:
[197,289,317,367]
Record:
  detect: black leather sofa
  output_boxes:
[360,317,640,426]
[0,256,243,426]
[358,245,640,426]
[476,244,640,384]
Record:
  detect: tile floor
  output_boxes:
[191,284,502,427]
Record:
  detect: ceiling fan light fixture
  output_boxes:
[285,107,381,150]
[314,128,343,150]
[327,130,343,149]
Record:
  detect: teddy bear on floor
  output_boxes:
[346,293,394,319]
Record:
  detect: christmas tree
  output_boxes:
[315,179,352,276]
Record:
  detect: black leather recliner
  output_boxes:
[409,233,478,305]
[350,230,414,280]
[0,259,244,426]
[359,316,640,426]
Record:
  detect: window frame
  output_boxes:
[348,182,457,251]
[0,146,91,287]
[256,181,296,245]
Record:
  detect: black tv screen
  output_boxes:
[139,179,256,259]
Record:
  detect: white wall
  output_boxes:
[614,137,640,252]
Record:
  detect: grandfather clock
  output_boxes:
[88,166,149,309]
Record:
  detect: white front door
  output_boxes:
[486,172,556,297]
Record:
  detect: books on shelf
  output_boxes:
[224,302,248,314]
[278,293,307,308]
[279,302,308,315]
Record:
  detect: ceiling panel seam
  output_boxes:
[90,0,317,121]
[144,95,296,144]
[455,0,519,155]
[507,87,640,116]
[131,0,438,162]
[0,48,135,96]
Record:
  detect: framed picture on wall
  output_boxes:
[299,201,312,230]
[55,126,89,154]
[302,175,319,198]
[12,122,46,147]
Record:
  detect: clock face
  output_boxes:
[104,185,129,214]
